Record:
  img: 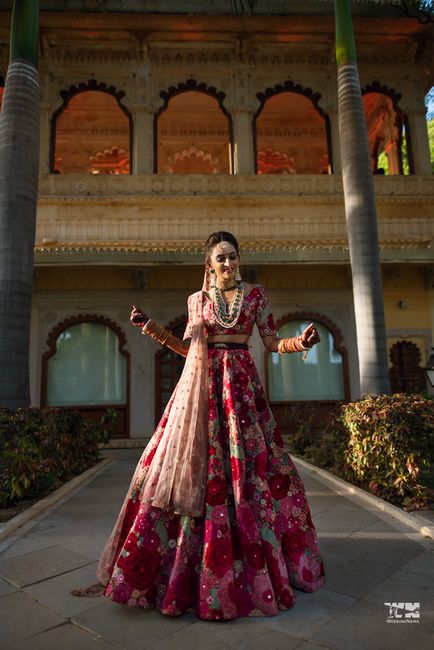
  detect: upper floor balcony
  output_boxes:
[36,173,434,266]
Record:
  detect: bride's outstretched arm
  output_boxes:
[130,305,190,358]
[261,323,321,353]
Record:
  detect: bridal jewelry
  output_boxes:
[213,282,244,328]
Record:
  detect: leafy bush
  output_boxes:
[339,394,434,508]
[0,407,106,507]
[282,402,348,474]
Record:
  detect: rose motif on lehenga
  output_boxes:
[118,547,161,592]
[206,475,227,505]
[281,528,307,564]
[246,542,265,570]
[269,474,290,500]
[205,537,233,579]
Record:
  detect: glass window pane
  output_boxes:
[268,320,344,401]
[47,323,126,406]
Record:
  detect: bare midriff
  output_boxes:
[207,334,250,344]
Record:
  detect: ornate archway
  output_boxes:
[50,79,133,174]
[155,79,233,173]
[41,314,130,438]
[254,81,333,174]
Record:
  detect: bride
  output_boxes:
[72,231,325,620]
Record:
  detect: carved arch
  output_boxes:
[270,310,351,402]
[254,81,333,174]
[361,80,414,174]
[41,314,130,437]
[50,79,133,174]
[155,79,233,173]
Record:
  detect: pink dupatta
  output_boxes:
[97,286,208,585]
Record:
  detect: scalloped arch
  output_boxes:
[158,79,228,116]
[50,79,133,174]
[254,81,333,174]
[361,80,403,111]
[256,80,326,120]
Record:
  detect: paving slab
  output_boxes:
[71,601,196,649]
[0,576,18,597]
[4,622,121,650]
[0,449,433,650]
[0,533,58,562]
[0,545,95,587]
[309,597,433,650]
[247,588,356,639]
[23,562,108,618]
[0,590,66,646]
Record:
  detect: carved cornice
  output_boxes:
[37,173,434,203]
[33,237,432,256]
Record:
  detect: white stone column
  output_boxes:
[131,105,154,174]
[407,109,432,176]
[39,102,51,173]
[328,108,342,174]
[231,108,255,174]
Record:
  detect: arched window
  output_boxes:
[51,82,132,174]
[156,82,232,173]
[267,314,349,402]
[41,315,130,436]
[389,340,426,394]
[255,85,332,174]
[155,317,187,425]
[362,83,412,175]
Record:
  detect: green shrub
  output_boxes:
[282,403,348,474]
[0,407,106,507]
[339,394,434,508]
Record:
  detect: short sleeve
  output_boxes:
[255,286,277,337]
[183,295,193,340]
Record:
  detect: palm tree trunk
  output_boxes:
[0,1,40,407]
[334,0,391,395]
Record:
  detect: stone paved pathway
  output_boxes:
[0,449,433,650]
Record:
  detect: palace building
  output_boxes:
[0,1,433,438]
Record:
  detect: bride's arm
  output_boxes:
[130,305,190,358]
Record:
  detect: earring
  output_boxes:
[235,268,242,283]
[209,268,216,287]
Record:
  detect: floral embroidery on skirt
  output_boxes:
[102,349,325,620]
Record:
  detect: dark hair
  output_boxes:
[204,231,240,264]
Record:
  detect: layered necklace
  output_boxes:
[213,281,244,328]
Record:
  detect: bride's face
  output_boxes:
[208,242,239,284]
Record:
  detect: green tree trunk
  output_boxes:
[334,0,391,395]
[0,0,40,407]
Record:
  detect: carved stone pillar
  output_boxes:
[39,102,51,174]
[384,138,401,175]
[407,109,432,176]
[231,108,255,174]
[131,105,154,174]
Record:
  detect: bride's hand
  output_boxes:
[301,323,320,348]
[130,305,149,327]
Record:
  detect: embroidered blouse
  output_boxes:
[183,284,277,340]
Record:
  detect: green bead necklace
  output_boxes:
[213,282,244,328]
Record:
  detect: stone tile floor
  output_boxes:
[0,449,433,650]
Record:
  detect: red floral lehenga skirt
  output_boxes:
[100,349,325,620]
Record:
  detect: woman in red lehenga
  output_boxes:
[73,231,325,620]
